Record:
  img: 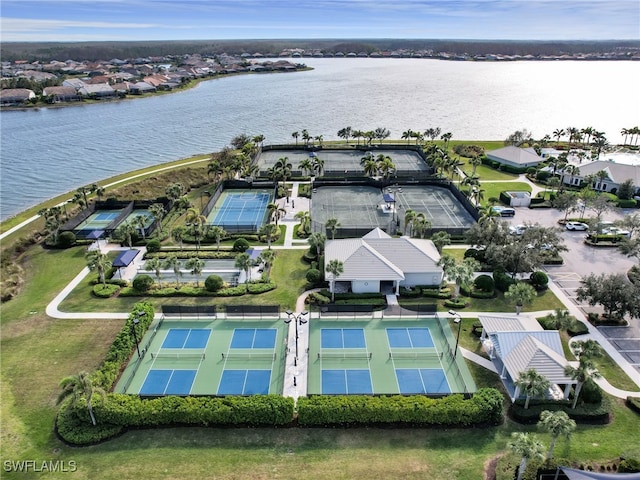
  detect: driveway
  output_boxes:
[505,205,640,372]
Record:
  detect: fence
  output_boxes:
[316,304,376,318]
[161,305,217,319]
[224,305,280,319]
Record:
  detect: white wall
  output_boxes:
[402,272,442,287]
[351,280,380,293]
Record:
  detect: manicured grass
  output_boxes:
[460,162,519,181]
[441,247,467,263]
[480,182,532,205]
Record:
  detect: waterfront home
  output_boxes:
[486,146,544,169]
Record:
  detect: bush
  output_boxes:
[616,199,637,208]
[146,239,161,252]
[464,248,486,263]
[92,284,120,298]
[444,299,467,309]
[474,274,495,292]
[510,395,610,424]
[399,286,422,298]
[233,238,250,252]
[247,282,276,294]
[132,274,155,292]
[204,274,224,292]
[529,271,549,290]
[494,269,516,292]
[536,170,551,182]
[305,291,330,304]
[57,231,77,247]
[422,287,452,299]
[297,388,503,426]
[306,268,322,285]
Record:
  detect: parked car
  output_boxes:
[565,221,589,231]
[602,227,631,238]
[492,206,516,217]
[509,224,528,235]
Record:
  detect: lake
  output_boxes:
[1,58,639,220]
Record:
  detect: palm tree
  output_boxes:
[291,131,299,145]
[57,371,105,426]
[508,432,545,480]
[165,182,185,202]
[537,410,577,460]
[171,226,186,251]
[298,158,313,177]
[401,129,414,145]
[621,127,630,145]
[86,250,112,288]
[94,185,106,201]
[207,159,223,181]
[514,368,551,409]
[39,206,64,244]
[148,203,166,235]
[430,231,451,253]
[258,223,278,249]
[592,133,608,159]
[294,210,311,235]
[478,205,500,224]
[564,359,601,409]
[546,308,575,331]
[362,158,379,178]
[325,217,341,240]
[234,252,253,291]
[505,282,537,314]
[163,254,182,287]
[377,154,396,181]
[553,128,565,144]
[404,209,416,237]
[185,256,205,287]
[308,231,326,257]
[581,127,595,146]
[266,202,286,225]
[412,213,431,239]
[145,257,163,283]
[571,339,603,361]
[311,156,324,176]
[440,132,453,150]
[257,249,277,282]
[469,154,483,176]
[301,129,310,146]
[207,225,226,251]
[438,255,479,300]
[134,214,148,240]
[337,126,352,144]
[326,259,344,303]
[117,222,136,249]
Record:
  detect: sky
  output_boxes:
[1,0,639,43]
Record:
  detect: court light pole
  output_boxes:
[285,310,308,359]
[449,309,462,360]
[131,314,142,359]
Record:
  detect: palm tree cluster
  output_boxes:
[298,155,324,177]
[403,209,431,238]
[359,152,396,180]
[620,126,640,146]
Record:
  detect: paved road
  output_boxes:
[506,204,640,373]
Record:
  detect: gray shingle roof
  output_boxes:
[572,160,640,185]
[487,146,543,165]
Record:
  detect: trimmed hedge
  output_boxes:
[59,395,295,445]
[92,284,120,298]
[247,282,276,294]
[510,395,611,425]
[297,388,503,427]
[626,396,640,414]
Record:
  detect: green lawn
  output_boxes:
[480,182,532,205]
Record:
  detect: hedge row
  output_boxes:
[145,250,236,259]
[59,395,295,445]
[510,396,611,425]
[117,282,275,297]
[626,396,640,414]
[296,388,503,426]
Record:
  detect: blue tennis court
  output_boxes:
[321,328,366,349]
[322,369,373,394]
[139,369,197,395]
[162,328,211,349]
[94,211,120,222]
[218,369,271,395]
[387,328,434,348]
[396,368,451,394]
[230,328,277,349]
[211,192,270,229]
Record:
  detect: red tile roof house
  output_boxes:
[0,88,36,106]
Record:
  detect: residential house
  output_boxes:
[478,315,577,402]
[42,86,81,103]
[0,88,36,106]
[324,228,444,295]
[486,146,544,169]
[78,83,117,99]
[561,160,640,195]
[130,81,156,94]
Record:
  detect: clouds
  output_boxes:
[1,0,638,42]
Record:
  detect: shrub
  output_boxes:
[247,282,276,294]
[536,170,551,182]
[204,274,224,292]
[305,291,330,304]
[494,269,516,292]
[305,268,322,285]
[529,271,549,290]
[57,231,77,247]
[444,299,467,309]
[474,274,495,292]
[627,396,640,414]
[619,457,640,473]
[92,284,120,298]
[233,238,250,252]
[146,239,161,252]
[132,274,155,292]
[617,199,637,208]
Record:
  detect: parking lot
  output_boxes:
[504,206,640,373]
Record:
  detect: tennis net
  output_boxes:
[318,351,372,359]
[388,351,443,360]
[151,351,206,360]
[221,351,277,360]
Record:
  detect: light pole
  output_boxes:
[131,314,142,359]
[285,310,308,359]
[449,309,462,360]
